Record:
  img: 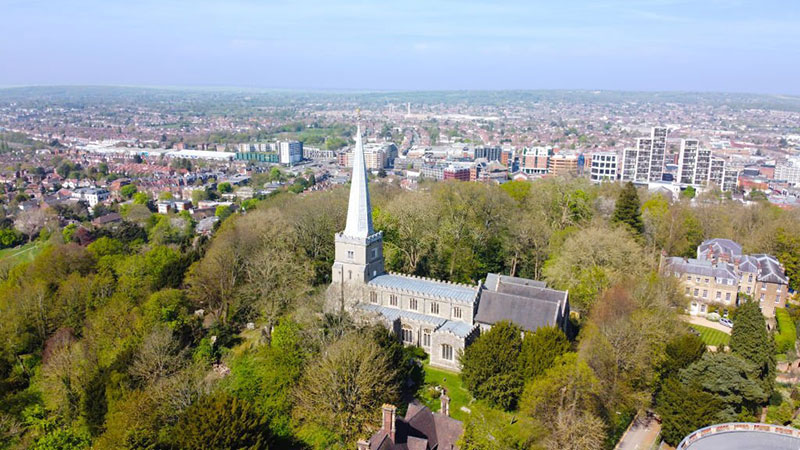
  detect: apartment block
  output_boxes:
[620,127,668,182]
[521,146,550,175]
[589,151,618,183]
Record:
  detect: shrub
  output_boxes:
[775,308,797,353]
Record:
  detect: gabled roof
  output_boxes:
[697,238,743,261]
[367,403,462,450]
[368,273,479,304]
[475,290,564,331]
[750,254,789,284]
[475,273,568,332]
[664,257,738,282]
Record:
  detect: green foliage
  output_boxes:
[218,182,233,193]
[294,333,400,446]
[500,180,531,203]
[766,400,794,425]
[30,427,91,450]
[120,184,138,199]
[681,185,696,199]
[730,300,776,395]
[611,182,644,234]
[61,223,78,243]
[132,192,150,205]
[679,352,768,419]
[517,326,570,382]
[657,378,723,446]
[543,226,645,311]
[459,321,523,410]
[215,204,233,220]
[775,308,796,353]
[458,403,541,450]
[774,228,800,292]
[173,392,269,450]
[0,227,24,248]
[659,333,706,381]
[520,353,599,421]
[225,319,306,440]
[87,237,125,259]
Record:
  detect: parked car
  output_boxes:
[719,318,734,328]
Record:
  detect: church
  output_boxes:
[329,123,570,372]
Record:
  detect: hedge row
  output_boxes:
[775,308,797,353]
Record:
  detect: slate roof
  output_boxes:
[475,290,564,331]
[358,304,477,339]
[664,257,738,282]
[475,273,568,332]
[368,273,478,304]
[697,238,743,261]
[367,403,463,450]
[484,273,546,291]
[749,254,789,284]
[359,303,448,327]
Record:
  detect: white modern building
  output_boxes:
[775,157,800,186]
[621,127,668,183]
[589,151,618,183]
[279,141,303,165]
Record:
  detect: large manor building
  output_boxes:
[328,124,570,372]
[663,238,790,318]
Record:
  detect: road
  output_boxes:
[616,413,662,450]
[684,315,732,334]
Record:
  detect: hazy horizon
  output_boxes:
[2,0,799,94]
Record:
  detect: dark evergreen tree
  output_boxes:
[173,392,269,450]
[680,352,768,420]
[730,300,776,395]
[657,378,723,446]
[517,326,571,382]
[611,182,644,234]
[459,321,523,410]
[659,333,706,382]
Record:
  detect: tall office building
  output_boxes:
[620,127,668,182]
[473,146,502,162]
[677,139,713,186]
[279,141,303,165]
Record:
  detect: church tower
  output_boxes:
[331,123,385,309]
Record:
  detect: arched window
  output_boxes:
[441,344,453,361]
[370,291,378,303]
[402,326,414,343]
[423,329,431,347]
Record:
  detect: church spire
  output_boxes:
[342,121,374,238]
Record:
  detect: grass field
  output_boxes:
[690,324,730,347]
[421,364,473,422]
[0,241,44,267]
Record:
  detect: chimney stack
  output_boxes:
[381,404,396,442]
[357,440,369,450]
[440,391,450,417]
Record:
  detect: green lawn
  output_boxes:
[690,324,730,347]
[0,241,44,267]
[421,363,473,422]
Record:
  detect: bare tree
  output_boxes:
[130,326,185,384]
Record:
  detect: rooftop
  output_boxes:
[368,273,478,304]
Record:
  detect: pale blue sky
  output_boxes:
[1,0,799,93]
